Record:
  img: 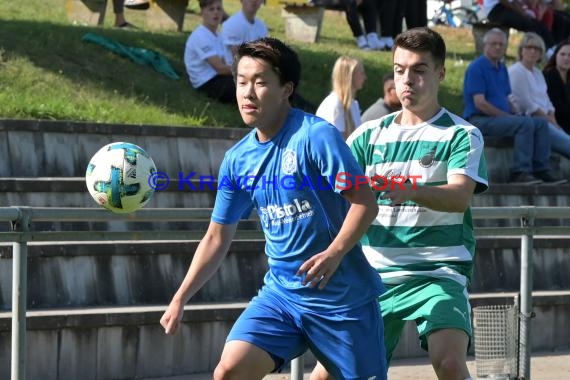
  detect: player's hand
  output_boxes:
[381,183,412,205]
[160,299,184,335]
[297,251,342,289]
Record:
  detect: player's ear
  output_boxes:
[438,66,446,81]
[282,81,294,100]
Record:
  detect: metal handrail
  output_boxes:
[4,206,570,380]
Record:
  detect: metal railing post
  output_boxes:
[291,355,304,380]
[11,207,30,380]
[518,214,534,380]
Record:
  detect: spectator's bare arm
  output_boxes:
[206,56,233,75]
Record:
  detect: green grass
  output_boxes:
[0,0,522,128]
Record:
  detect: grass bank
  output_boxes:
[0,0,521,128]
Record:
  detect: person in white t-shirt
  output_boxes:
[316,56,366,140]
[220,0,268,65]
[184,0,235,103]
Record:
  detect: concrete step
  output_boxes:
[485,138,570,183]
[0,177,217,211]
[472,236,570,292]
[0,240,267,310]
[1,237,569,310]
[2,178,570,229]
[0,119,245,178]
[0,303,244,379]
[2,118,569,183]
[472,183,570,227]
[1,292,569,379]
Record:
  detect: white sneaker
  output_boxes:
[367,33,385,50]
[356,35,371,51]
[125,0,150,10]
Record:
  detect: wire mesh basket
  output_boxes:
[473,305,518,379]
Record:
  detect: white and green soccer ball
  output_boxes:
[85,142,156,213]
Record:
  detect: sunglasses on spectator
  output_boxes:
[523,45,542,51]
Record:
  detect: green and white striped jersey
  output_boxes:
[348,108,488,287]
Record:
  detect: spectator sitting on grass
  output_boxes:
[220,0,268,65]
[184,0,235,103]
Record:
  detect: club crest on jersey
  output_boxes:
[282,149,297,175]
[419,148,436,168]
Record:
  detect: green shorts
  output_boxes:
[379,277,471,361]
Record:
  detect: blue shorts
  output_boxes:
[227,288,387,380]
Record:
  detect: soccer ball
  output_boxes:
[85,142,156,213]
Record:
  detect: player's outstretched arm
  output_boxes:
[298,185,378,289]
[160,221,237,335]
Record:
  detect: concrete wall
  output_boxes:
[1,119,570,378]
[1,240,570,311]
[0,305,241,379]
[0,241,267,310]
[0,119,247,178]
[1,295,569,378]
[484,143,570,182]
[0,178,217,211]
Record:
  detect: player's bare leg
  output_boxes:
[309,361,333,380]
[427,328,471,380]
[214,340,275,380]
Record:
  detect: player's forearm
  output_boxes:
[328,191,378,257]
[409,184,473,213]
[171,228,233,305]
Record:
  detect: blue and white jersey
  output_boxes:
[212,108,384,312]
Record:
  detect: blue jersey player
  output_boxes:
[160,37,387,380]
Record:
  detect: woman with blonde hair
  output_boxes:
[508,31,570,159]
[316,56,366,140]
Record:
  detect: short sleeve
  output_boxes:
[448,126,489,194]
[211,154,254,224]
[307,121,366,194]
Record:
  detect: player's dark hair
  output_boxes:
[393,27,446,68]
[198,0,220,8]
[233,37,301,99]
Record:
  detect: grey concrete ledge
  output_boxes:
[475,236,570,248]
[0,178,215,193]
[0,236,566,259]
[1,291,568,332]
[0,118,249,140]
[469,290,570,307]
[0,239,265,259]
[484,183,570,195]
[0,302,248,332]
[3,177,570,195]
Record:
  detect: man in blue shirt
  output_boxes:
[463,27,565,185]
[160,37,387,379]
